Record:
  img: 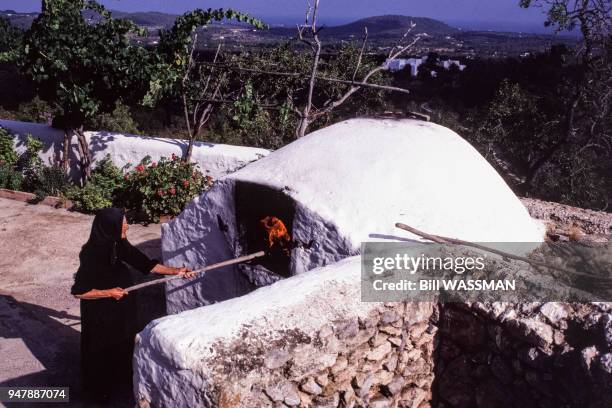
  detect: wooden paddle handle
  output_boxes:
[124,250,266,293]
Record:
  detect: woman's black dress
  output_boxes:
[71,208,158,399]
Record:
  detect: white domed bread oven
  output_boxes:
[162,118,544,313]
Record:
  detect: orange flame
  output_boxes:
[260,216,291,254]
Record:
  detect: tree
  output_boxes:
[0,17,23,62]
[145,9,266,162]
[21,0,153,183]
[518,0,611,202]
[291,0,424,138]
[204,0,425,140]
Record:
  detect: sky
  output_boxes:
[1,0,553,31]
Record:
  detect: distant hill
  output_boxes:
[1,9,180,29]
[269,15,458,39]
[0,10,574,57]
[0,10,37,29]
[1,10,456,35]
[109,11,179,27]
[326,15,458,36]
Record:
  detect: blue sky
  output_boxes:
[2,0,551,30]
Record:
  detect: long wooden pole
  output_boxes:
[124,251,266,293]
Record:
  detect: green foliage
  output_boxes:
[0,16,23,62]
[158,9,266,66]
[15,96,53,124]
[117,154,213,222]
[520,0,575,31]
[475,80,560,166]
[212,42,389,148]
[67,154,124,212]
[21,0,154,129]
[231,82,256,126]
[531,149,607,209]
[470,77,609,209]
[89,102,141,134]
[17,134,45,191]
[0,163,23,190]
[143,9,267,107]
[31,163,70,200]
[0,127,18,166]
[13,134,70,198]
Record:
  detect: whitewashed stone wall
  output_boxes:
[134,256,612,408]
[134,257,438,408]
[0,119,269,181]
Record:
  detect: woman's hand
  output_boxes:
[176,266,197,279]
[151,264,196,279]
[106,287,128,300]
[74,287,128,300]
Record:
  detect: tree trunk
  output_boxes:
[74,127,92,185]
[61,129,71,172]
[185,135,195,163]
[296,117,310,139]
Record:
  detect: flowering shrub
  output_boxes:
[117,154,213,222]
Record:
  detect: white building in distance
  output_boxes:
[439,59,467,71]
[386,56,467,77]
[385,57,424,76]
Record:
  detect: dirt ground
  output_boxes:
[0,198,164,407]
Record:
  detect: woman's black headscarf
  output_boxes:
[85,207,125,266]
[72,207,158,297]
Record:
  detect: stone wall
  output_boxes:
[135,257,611,408]
[435,302,612,408]
[134,258,438,408]
[520,198,612,237]
[0,119,269,182]
[204,302,438,408]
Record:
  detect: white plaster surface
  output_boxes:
[162,118,544,313]
[0,119,268,180]
[133,256,372,407]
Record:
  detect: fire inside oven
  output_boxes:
[234,181,295,278]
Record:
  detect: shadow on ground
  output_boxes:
[0,239,166,408]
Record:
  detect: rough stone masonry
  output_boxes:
[134,255,612,408]
[134,257,438,408]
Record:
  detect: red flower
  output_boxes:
[171,153,178,161]
[151,161,157,168]
[156,189,164,197]
[169,187,176,195]
[182,179,190,188]
[136,164,145,172]
[124,174,130,181]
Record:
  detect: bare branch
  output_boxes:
[298,0,322,137]
[297,1,315,49]
[181,32,198,140]
[317,76,410,93]
[352,27,368,82]
[201,43,222,98]
[315,32,422,117]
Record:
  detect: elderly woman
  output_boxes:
[71,207,194,401]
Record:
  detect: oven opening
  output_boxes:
[235,181,295,279]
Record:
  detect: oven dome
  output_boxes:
[162,118,544,313]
